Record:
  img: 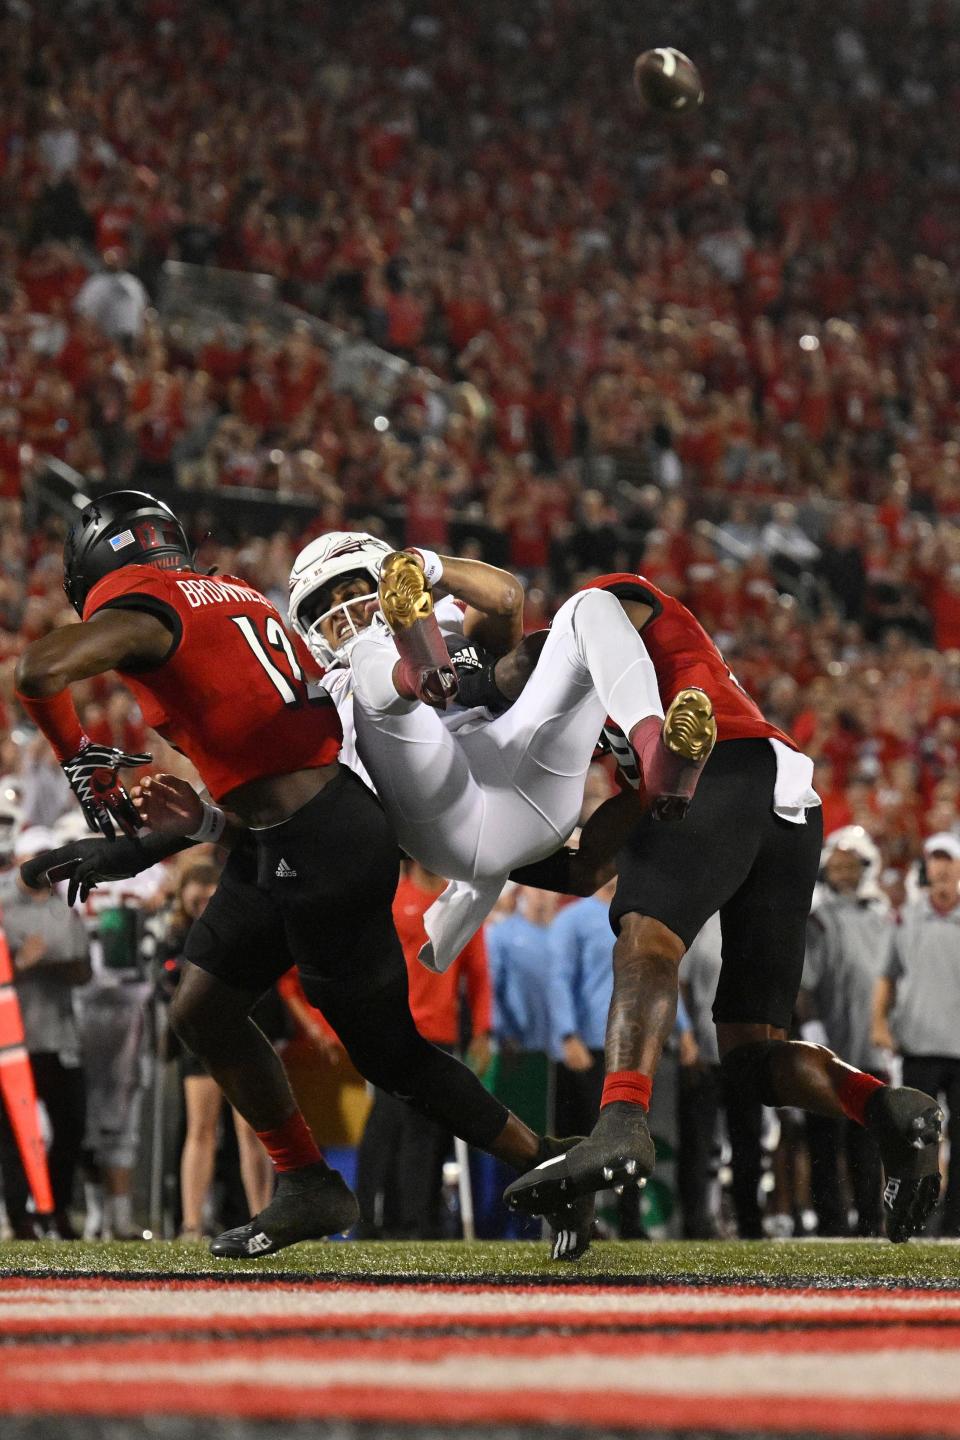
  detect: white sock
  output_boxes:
[568,589,664,732]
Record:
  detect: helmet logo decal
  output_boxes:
[135,520,180,550]
[108,530,136,552]
[326,539,373,559]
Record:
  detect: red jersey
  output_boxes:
[583,573,795,748]
[84,565,341,800]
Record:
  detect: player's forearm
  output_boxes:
[436,556,524,653]
[437,556,523,618]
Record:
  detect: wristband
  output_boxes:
[187,801,227,844]
[16,688,85,761]
[409,548,444,586]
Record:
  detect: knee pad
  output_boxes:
[720,1040,787,1108]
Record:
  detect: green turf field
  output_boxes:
[2,1237,959,1285]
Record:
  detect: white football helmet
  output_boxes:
[288,530,393,666]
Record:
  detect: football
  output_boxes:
[633,47,704,113]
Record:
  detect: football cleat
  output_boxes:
[535,1135,598,1262]
[378,551,459,708]
[630,687,717,821]
[865,1085,943,1243]
[547,1194,597,1262]
[505,1104,655,1216]
[209,1163,359,1258]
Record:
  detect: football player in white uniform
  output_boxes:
[284,531,694,974]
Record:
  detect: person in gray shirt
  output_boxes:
[801,827,892,1236]
[874,832,960,1237]
[0,827,91,1238]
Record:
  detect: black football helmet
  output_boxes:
[63,490,192,615]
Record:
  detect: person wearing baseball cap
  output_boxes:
[802,827,892,1236]
[873,831,960,1235]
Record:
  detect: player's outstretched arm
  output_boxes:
[16,608,173,697]
[16,609,173,839]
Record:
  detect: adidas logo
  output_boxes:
[244,1231,273,1255]
[883,1177,901,1208]
[275,858,297,879]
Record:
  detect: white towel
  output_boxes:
[769,739,821,824]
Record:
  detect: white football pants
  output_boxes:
[349,588,664,970]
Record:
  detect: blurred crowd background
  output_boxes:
[2,0,960,1242]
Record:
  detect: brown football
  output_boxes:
[633,48,704,113]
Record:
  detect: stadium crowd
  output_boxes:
[1,0,960,1240]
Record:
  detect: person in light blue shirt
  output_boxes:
[487,888,555,1056]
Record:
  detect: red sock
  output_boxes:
[601,1069,652,1111]
[836,1070,884,1126]
[255,1111,323,1172]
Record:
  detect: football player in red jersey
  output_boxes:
[14,490,592,1258]
[505,572,944,1243]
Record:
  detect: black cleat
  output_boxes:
[546,1193,597,1262]
[527,1136,596,1261]
[505,1104,655,1217]
[210,1163,359,1258]
[865,1085,943,1243]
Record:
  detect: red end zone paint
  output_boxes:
[1,1278,959,1433]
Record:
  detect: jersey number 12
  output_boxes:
[232,614,316,706]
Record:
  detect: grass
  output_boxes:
[2,1238,960,1286]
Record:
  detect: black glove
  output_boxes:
[446,637,511,714]
[20,832,195,906]
[60,742,152,839]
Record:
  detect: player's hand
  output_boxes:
[130,774,203,836]
[467,1033,493,1078]
[21,835,145,906]
[60,741,152,840]
[562,1035,594,1072]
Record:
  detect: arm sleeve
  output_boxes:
[462,929,492,1036]
[547,909,580,1049]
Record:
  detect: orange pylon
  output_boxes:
[0,927,54,1217]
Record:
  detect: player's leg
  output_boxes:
[258,768,596,1260]
[350,626,489,879]
[171,844,359,1256]
[484,589,662,837]
[713,805,942,1243]
[491,587,715,828]
[504,740,776,1213]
